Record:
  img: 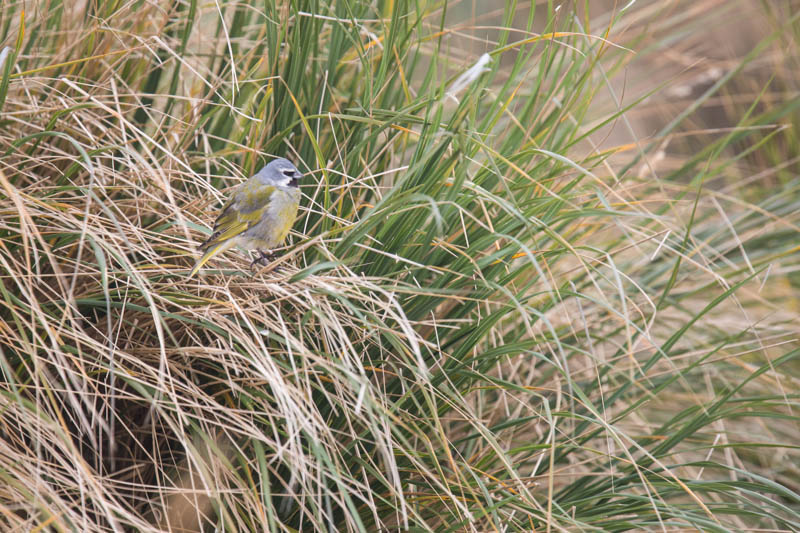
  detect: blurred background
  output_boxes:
[448,0,799,165]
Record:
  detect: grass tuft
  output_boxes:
[0,0,798,531]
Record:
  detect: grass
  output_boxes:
[0,0,799,531]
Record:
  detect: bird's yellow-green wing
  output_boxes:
[189,182,275,277]
[199,182,275,251]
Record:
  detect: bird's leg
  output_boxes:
[261,250,276,264]
[249,250,265,269]
[250,249,274,268]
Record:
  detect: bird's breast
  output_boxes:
[243,188,300,248]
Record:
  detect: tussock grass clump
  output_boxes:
[0,1,798,531]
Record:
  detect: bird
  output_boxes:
[189,158,302,277]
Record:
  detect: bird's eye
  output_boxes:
[281,168,295,177]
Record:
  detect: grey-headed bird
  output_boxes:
[189,158,302,277]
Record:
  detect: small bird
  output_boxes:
[189,158,302,277]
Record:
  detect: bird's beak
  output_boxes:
[291,174,302,187]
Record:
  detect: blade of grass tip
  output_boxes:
[657,178,703,311]
[0,46,14,112]
[14,8,23,50]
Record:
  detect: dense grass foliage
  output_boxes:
[0,1,798,531]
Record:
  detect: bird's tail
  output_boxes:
[188,239,237,278]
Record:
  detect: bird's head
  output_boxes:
[256,158,302,188]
